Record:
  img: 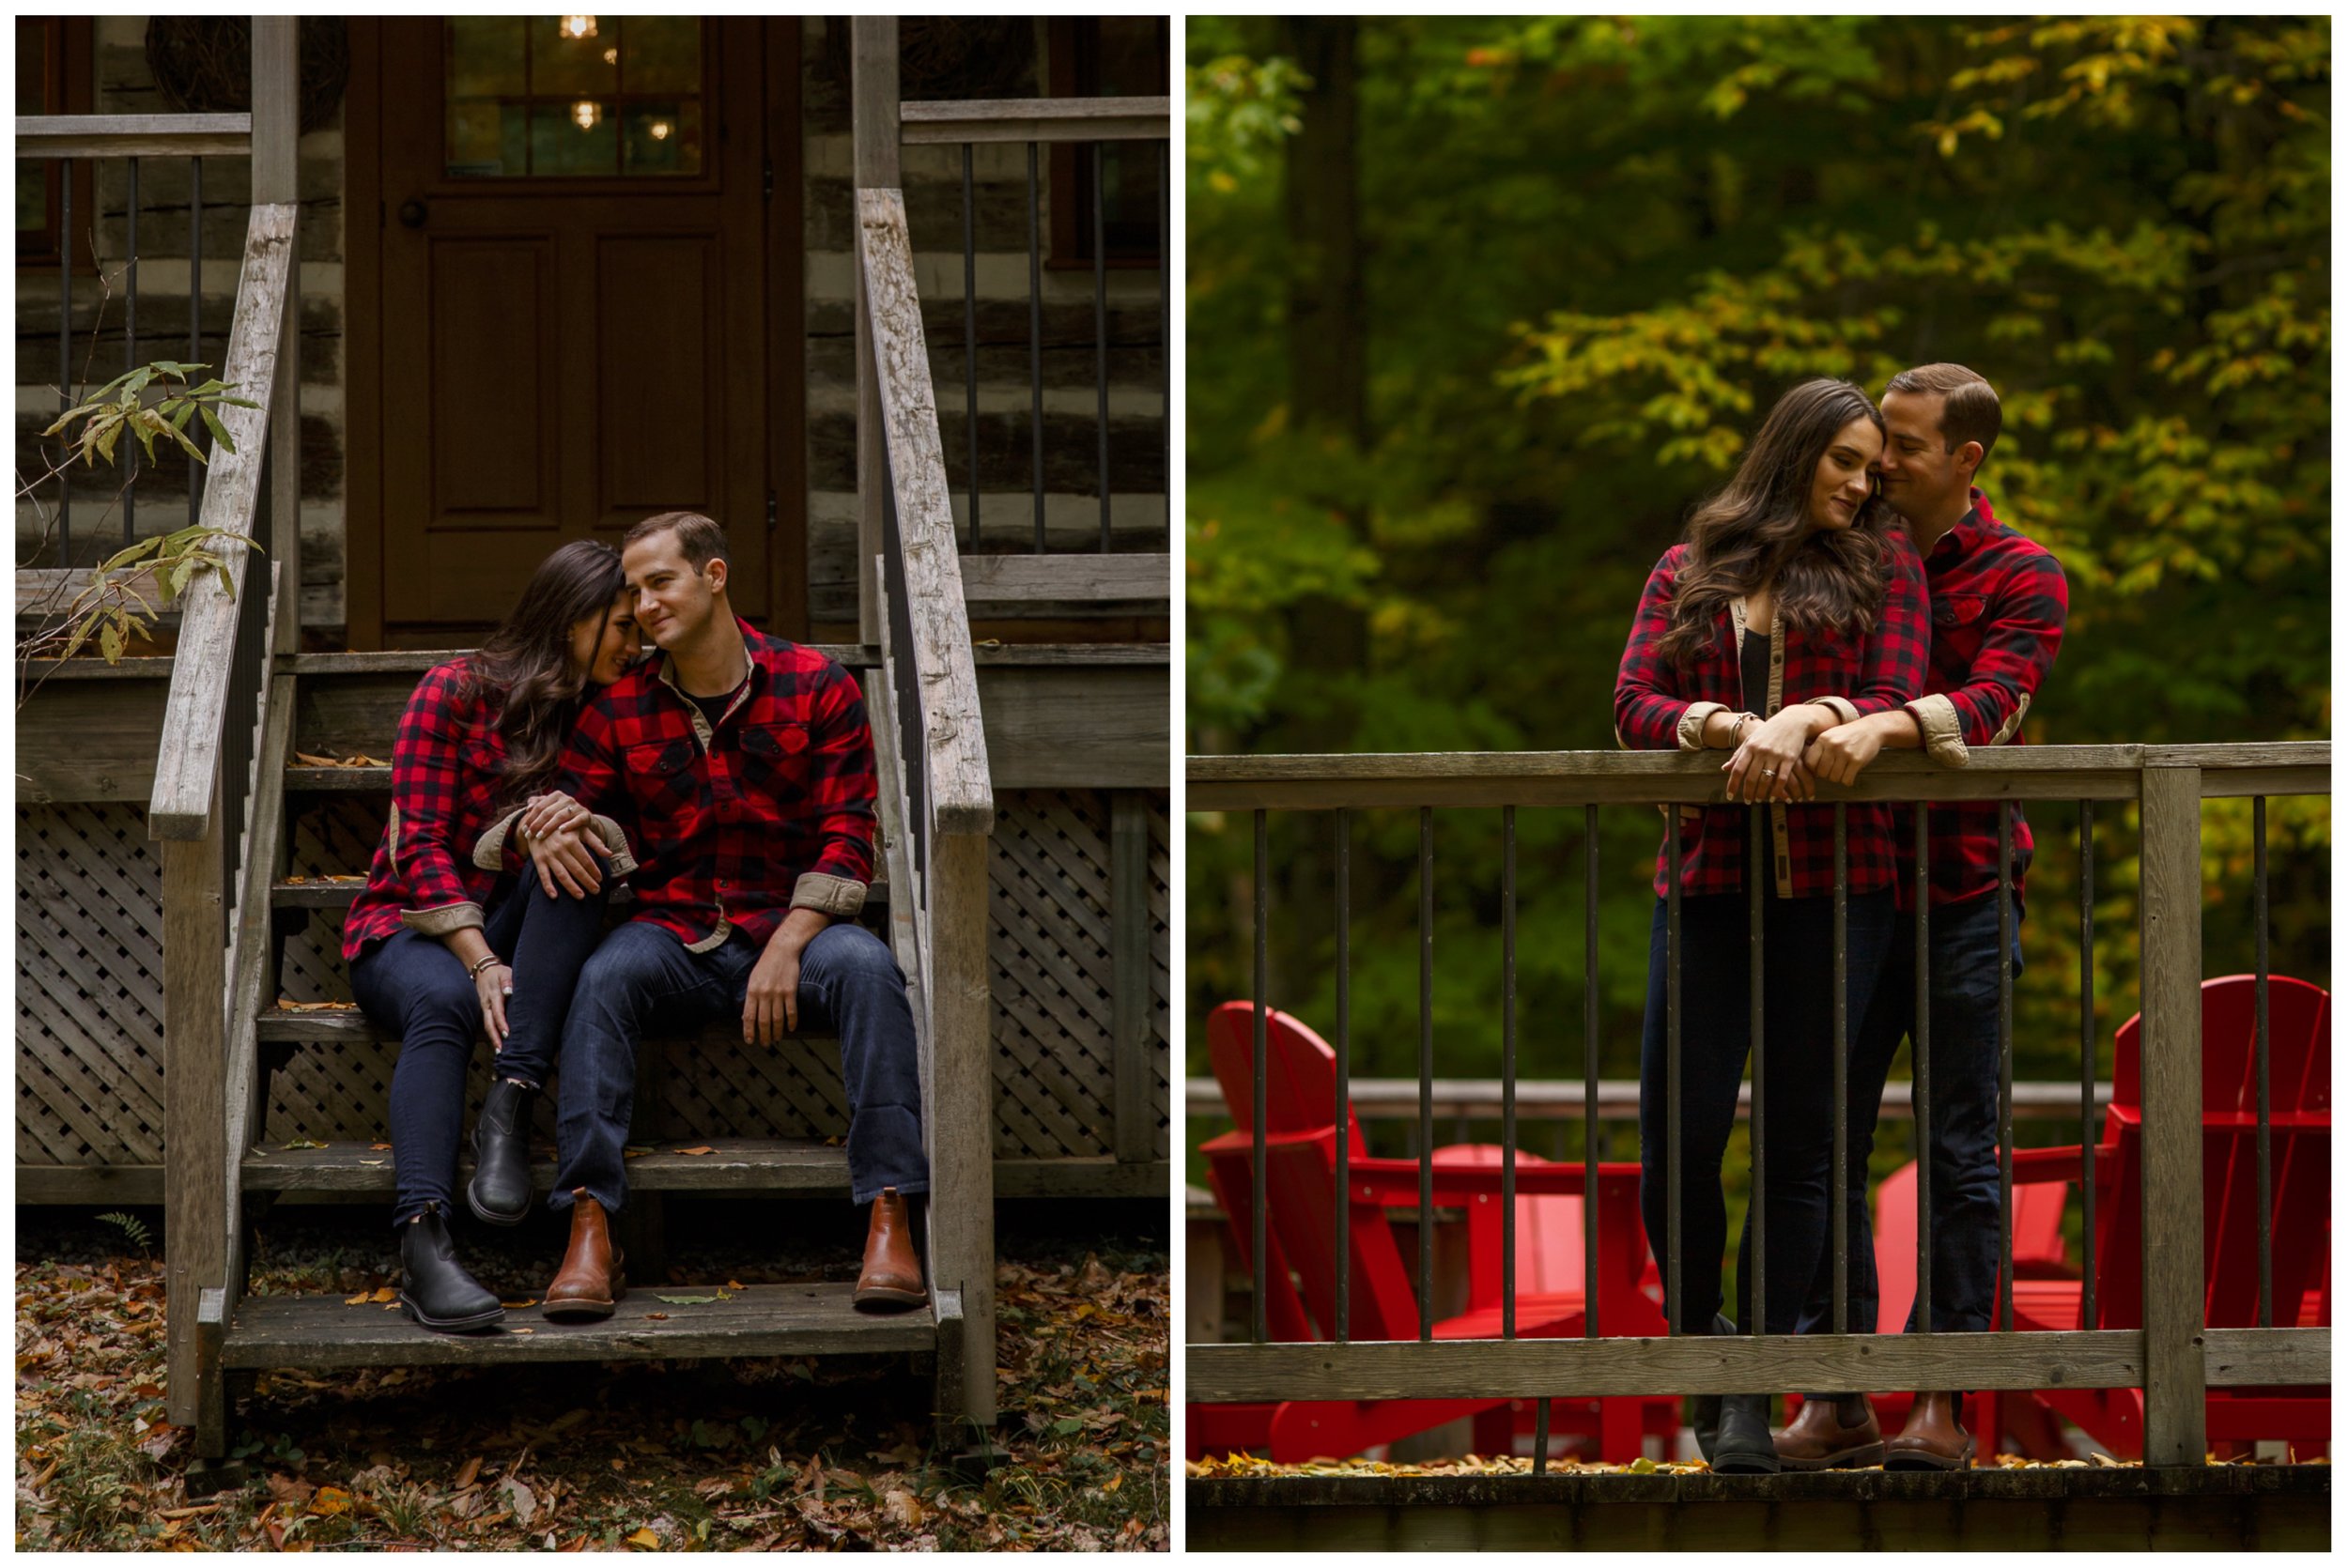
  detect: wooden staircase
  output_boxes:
[180,649,973,1468]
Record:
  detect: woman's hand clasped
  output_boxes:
[1723,710,1816,803]
[519,790,589,843]
[476,960,513,1049]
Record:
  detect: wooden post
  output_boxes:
[928,829,996,1426]
[850,18,899,649]
[1110,792,1155,1164]
[162,798,227,1427]
[252,17,300,654]
[2139,764,2207,1466]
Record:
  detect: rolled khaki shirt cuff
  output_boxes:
[1676,701,1729,751]
[400,899,486,937]
[474,807,640,878]
[791,872,869,917]
[1811,696,1860,726]
[1908,694,1970,766]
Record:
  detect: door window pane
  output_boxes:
[445,17,702,178]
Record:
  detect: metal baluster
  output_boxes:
[59,158,73,561]
[125,158,139,546]
[1533,1397,1551,1477]
[188,157,203,528]
[1418,807,1434,1344]
[1250,811,1268,1345]
[1832,803,1848,1334]
[1027,143,1043,552]
[962,143,978,551]
[2254,795,2272,1328]
[1998,804,2016,1333]
[1583,805,1599,1341]
[1092,142,1110,553]
[1914,805,1932,1333]
[2080,801,2097,1331]
[1749,806,1766,1335]
[1158,138,1169,535]
[1502,807,1518,1341]
[1335,807,1352,1342]
[1665,806,1682,1334]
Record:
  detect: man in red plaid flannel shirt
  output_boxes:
[505,512,928,1319]
[1781,365,2069,1471]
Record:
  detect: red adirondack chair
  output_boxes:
[2001,974,2332,1456]
[1190,1002,1678,1463]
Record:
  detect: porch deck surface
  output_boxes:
[1188,1466,2330,1551]
[241,1138,854,1195]
[223,1282,935,1369]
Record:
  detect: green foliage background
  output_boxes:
[1185,18,2330,1184]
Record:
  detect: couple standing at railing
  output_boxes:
[340,512,929,1333]
[1614,364,2068,1472]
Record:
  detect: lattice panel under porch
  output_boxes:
[17,805,170,1166]
[277,797,387,1005]
[987,788,1120,1159]
[1146,792,1172,1161]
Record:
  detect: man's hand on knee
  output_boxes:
[744,909,833,1046]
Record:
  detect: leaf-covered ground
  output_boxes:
[17,1204,1168,1551]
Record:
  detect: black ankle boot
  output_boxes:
[1711,1392,1784,1474]
[1691,1312,1737,1462]
[396,1205,504,1331]
[467,1078,536,1226]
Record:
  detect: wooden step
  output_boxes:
[257,1007,836,1047]
[286,764,389,792]
[242,1137,851,1195]
[221,1281,934,1369]
[270,867,889,912]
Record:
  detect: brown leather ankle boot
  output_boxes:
[854,1188,927,1312]
[543,1188,626,1320]
[1884,1391,1976,1469]
[1773,1393,1885,1470]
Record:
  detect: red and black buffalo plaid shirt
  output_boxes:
[554,619,877,951]
[1615,530,1930,899]
[1897,489,2069,909]
[343,659,512,960]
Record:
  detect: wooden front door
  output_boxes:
[362,17,781,639]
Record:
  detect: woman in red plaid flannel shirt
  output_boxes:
[1614,378,1929,1471]
[343,541,644,1331]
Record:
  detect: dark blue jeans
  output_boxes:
[1796,888,2025,1345]
[348,876,612,1226]
[548,919,928,1213]
[1639,886,1896,1336]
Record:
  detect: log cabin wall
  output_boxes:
[14,17,1167,647]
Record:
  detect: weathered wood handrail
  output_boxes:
[900,95,1170,145]
[855,18,999,1435]
[1186,742,2329,1469]
[13,112,253,160]
[146,200,296,840]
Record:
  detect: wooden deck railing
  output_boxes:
[1185,744,2331,1468]
[852,19,1001,1433]
[862,48,1170,618]
[13,19,304,1429]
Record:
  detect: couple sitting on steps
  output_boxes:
[341,510,927,1330]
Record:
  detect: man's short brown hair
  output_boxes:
[1883,362,2000,464]
[622,511,730,570]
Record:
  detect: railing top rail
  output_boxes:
[857,186,994,836]
[900,95,1169,145]
[1187,743,2329,809]
[147,201,297,840]
[16,113,253,159]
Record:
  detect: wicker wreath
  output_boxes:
[146,18,351,135]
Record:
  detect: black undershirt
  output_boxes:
[687,682,742,732]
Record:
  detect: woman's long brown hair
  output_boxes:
[1657,378,1895,669]
[456,540,628,808]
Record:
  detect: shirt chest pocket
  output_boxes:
[736,721,811,793]
[1933,592,1987,628]
[626,738,696,787]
